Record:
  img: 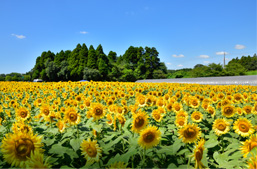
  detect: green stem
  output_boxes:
[76,125,79,138]
[187,156,191,169]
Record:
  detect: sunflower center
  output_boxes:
[143,132,155,143]
[194,115,200,120]
[154,113,160,120]
[217,123,226,131]
[135,117,145,128]
[139,98,145,105]
[249,142,257,150]
[184,127,196,138]
[95,108,103,116]
[178,120,184,126]
[15,138,35,158]
[86,146,97,157]
[20,111,27,118]
[175,105,180,111]
[245,108,251,114]
[85,101,90,107]
[195,149,203,161]
[44,109,49,116]
[192,100,198,106]
[224,107,233,115]
[69,113,77,121]
[239,123,249,132]
[167,104,172,110]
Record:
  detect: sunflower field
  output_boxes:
[0,81,257,169]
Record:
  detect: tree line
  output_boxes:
[167,53,257,78]
[7,44,167,82]
[0,43,256,82]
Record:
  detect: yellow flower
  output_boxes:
[64,107,81,125]
[175,117,187,128]
[222,105,235,118]
[191,111,203,123]
[191,138,206,169]
[151,109,164,122]
[131,110,149,133]
[106,113,113,125]
[178,123,201,144]
[243,105,252,115]
[240,134,257,158]
[138,125,161,149]
[233,118,255,137]
[173,102,183,113]
[56,120,66,133]
[108,161,128,169]
[189,97,200,109]
[90,103,106,121]
[16,107,30,121]
[247,155,257,169]
[80,138,102,163]
[212,119,230,136]
[0,132,44,168]
[25,151,52,169]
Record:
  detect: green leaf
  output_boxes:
[172,138,182,154]
[119,147,138,163]
[49,144,67,156]
[70,138,83,152]
[156,145,174,155]
[177,148,190,156]
[92,124,103,133]
[167,163,177,168]
[42,137,55,146]
[205,138,218,148]
[104,136,123,150]
[61,128,74,140]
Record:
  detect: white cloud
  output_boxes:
[166,62,172,65]
[216,51,229,55]
[235,44,246,49]
[11,33,26,39]
[199,55,210,59]
[203,61,210,64]
[172,54,184,58]
[80,31,88,34]
[177,64,183,67]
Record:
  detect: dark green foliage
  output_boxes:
[153,70,167,79]
[87,45,97,69]
[225,63,247,76]
[228,54,257,71]
[83,67,101,81]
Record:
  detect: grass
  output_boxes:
[245,70,257,75]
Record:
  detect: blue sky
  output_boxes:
[0,0,256,74]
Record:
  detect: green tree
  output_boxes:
[225,63,246,76]
[153,70,167,79]
[87,45,97,69]
[98,58,108,80]
[83,67,101,81]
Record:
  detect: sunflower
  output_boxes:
[247,155,257,169]
[178,123,201,144]
[222,105,236,118]
[207,106,216,117]
[201,102,209,110]
[64,107,81,125]
[212,119,230,136]
[189,97,200,109]
[166,102,173,112]
[191,138,206,169]
[131,110,149,133]
[243,105,252,115]
[191,111,203,123]
[108,161,128,169]
[151,109,164,122]
[138,125,161,149]
[236,107,243,116]
[176,110,188,119]
[80,138,102,163]
[116,114,126,127]
[173,102,183,113]
[240,134,257,158]
[56,120,66,133]
[40,104,51,119]
[12,121,33,134]
[0,132,43,168]
[90,103,106,121]
[25,150,52,169]
[253,102,257,115]
[156,97,165,107]
[233,93,242,103]
[106,113,113,125]
[175,117,187,128]
[233,118,255,137]
[136,95,146,107]
[16,107,30,121]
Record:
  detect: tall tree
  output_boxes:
[87,45,97,69]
